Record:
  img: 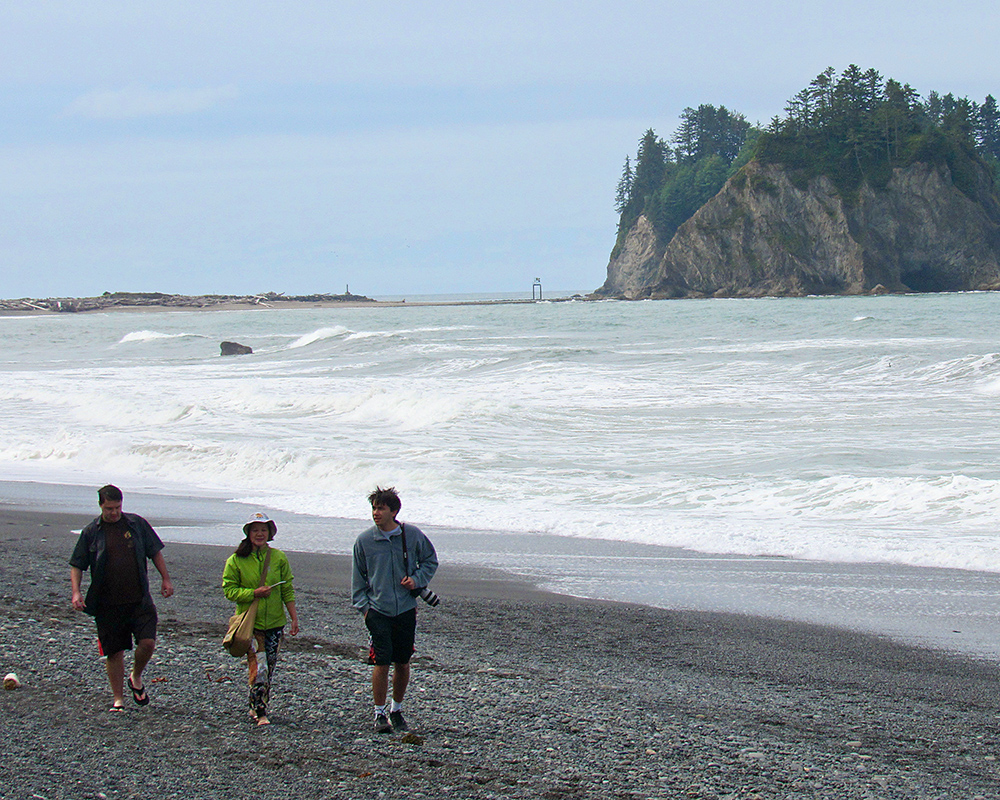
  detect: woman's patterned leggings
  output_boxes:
[247,627,284,714]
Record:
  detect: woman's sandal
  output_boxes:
[109,704,126,712]
[128,675,150,706]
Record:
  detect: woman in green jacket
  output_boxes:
[222,512,298,725]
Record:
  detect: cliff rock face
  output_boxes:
[598,160,1000,298]
[600,214,665,298]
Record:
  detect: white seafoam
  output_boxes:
[3,292,1000,655]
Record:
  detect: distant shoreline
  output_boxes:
[0,290,593,316]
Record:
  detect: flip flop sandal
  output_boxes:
[109,704,126,712]
[128,675,150,706]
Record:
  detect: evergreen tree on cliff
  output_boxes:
[614,155,633,215]
[756,66,998,196]
[622,130,669,223]
[673,104,751,163]
[977,95,1000,162]
[612,111,756,256]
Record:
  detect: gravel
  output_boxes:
[3,509,1000,799]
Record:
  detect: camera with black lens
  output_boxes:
[411,586,440,607]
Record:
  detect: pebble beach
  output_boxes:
[3,507,1000,800]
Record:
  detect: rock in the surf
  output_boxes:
[220,341,253,356]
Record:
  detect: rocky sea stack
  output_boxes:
[600,158,1000,299]
[598,66,1000,299]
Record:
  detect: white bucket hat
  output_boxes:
[242,511,277,537]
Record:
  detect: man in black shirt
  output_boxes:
[70,485,174,711]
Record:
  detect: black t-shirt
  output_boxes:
[99,519,144,606]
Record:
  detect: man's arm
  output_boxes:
[412,533,439,588]
[151,551,174,598]
[70,566,86,611]
[351,539,370,613]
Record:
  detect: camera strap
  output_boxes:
[399,523,411,579]
[399,523,440,607]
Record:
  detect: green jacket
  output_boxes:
[222,546,295,631]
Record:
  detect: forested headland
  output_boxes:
[611,66,1000,262]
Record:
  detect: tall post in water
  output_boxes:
[532,278,542,300]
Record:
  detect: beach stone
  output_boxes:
[220,341,253,356]
[7,514,1000,800]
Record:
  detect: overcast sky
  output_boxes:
[1,1,997,299]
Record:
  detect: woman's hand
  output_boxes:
[253,585,272,598]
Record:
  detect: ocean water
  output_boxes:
[4,292,1000,651]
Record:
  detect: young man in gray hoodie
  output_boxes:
[352,486,438,733]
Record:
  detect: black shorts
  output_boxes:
[95,596,158,657]
[364,607,416,666]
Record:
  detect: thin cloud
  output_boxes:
[63,85,239,120]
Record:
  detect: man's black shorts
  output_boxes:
[364,607,416,666]
[95,595,158,656]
